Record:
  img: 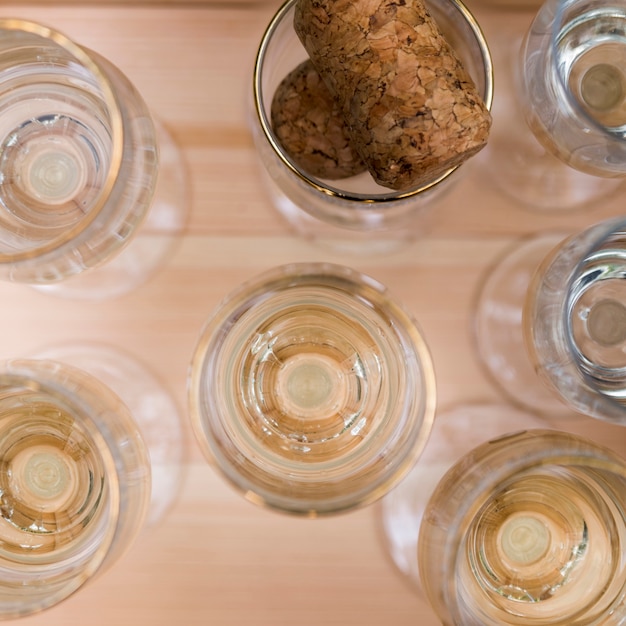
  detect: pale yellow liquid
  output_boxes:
[459,467,625,623]
[0,400,107,557]
[233,303,395,463]
[198,269,433,515]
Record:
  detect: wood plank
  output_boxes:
[0,4,623,626]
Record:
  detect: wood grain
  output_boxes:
[0,3,624,625]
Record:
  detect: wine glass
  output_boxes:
[379,402,546,594]
[417,429,626,625]
[474,217,626,423]
[481,0,626,211]
[0,357,153,618]
[0,19,188,299]
[473,231,572,415]
[32,343,186,527]
[526,217,626,423]
[188,262,436,516]
[250,0,493,253]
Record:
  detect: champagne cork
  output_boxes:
[294,0,492,191]
[271,59,367,179]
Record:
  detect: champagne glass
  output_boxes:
[417,429,626,625]
[379,402,546,593]
[475,217,626,423]
[0,357,150,618]
[33,343,186,527]
[482,0,626,211]
[250,0,493,253]
[0,19,188,299]
[188,262,436,516]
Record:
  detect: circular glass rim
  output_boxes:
[252,0,494,204]
[550,0,626,140]
[188,262,437,516]
[0,358,123,615]
[429,428,626,625]
[564,217,626,411]
[0,18,124,264]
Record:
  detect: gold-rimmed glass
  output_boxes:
[418,429,626,624]
[250,0,493,253]
[0,357,150,618]
[0,343,186,618]
[379,403,546,593]
[189,263,436,516]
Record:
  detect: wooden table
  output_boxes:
[1,2,626,624]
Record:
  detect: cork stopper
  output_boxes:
[271,60,367,180]
[294,0,492,191]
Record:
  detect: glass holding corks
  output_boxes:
[250,0,494,253]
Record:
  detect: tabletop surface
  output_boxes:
[1,2,626,624]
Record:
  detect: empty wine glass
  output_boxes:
[0,357,150,618]
[526,217,626,423]
[482,0,626,211]
[250,0,493,253]
[0,19,188,299]
[188,263,436,516]
[379,403,545,593]
[475,217,626,423]
[418,429,626,624]
[473,231,572,415]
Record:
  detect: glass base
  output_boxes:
[477,33,625,212]
[481,131,624,212]
[473,234,572,415]
[30,343,186,528]
[263,169,434,256]
[35,119,190,300]
[378,403,545,594]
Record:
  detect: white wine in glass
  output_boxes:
[418,429,626,625]
[189,263,436,516]
[380,403,546,592]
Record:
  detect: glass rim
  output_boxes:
[428,428,626,620]
[565,217,626,416]
[188,262,437,516]
[550,0,626,140]
[527,216,626,421]
[0,358,125,614]
[252,0,494,204]
[436,427,626,541]
[0,18,124,264]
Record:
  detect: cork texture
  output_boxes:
[294,0,492,191]
[271,60,367,179]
